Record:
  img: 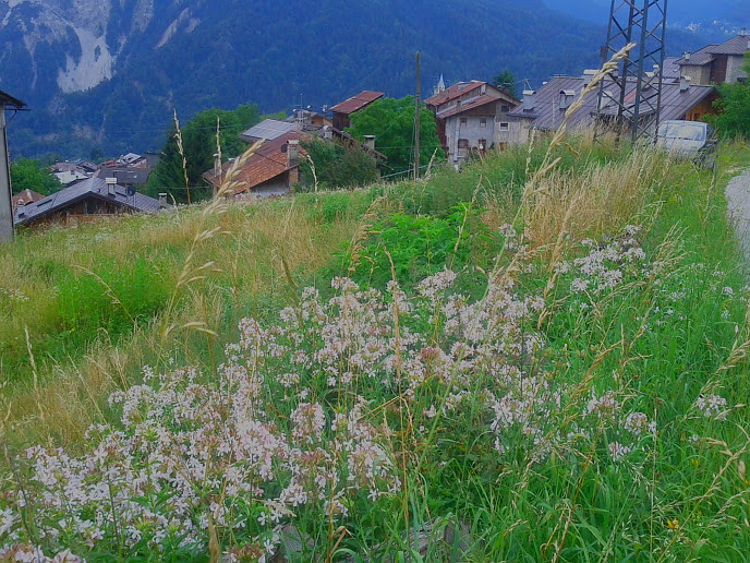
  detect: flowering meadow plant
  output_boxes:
[1,220,746,561]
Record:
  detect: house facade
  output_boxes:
[425,81,520,166]
[677,33,750,86]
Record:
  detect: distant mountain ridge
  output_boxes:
[543,1,750,37]
[0,0,706,159]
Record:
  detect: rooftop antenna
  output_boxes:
[595,0,668,144]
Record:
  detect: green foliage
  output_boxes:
[346,205,496,289]
[9,158,62,196]
[348,96,444,175]
[710,53,750,138]
[2,139,750,561]
[0,254,170,383]
[146,104,262,203]
[299,138,378,191]
[491,69,519,98]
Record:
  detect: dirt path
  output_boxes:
[725,168,750,265]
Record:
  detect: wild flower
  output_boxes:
[694,394,728,419]
[0,226,682,558]
[608,441,631,462]
[585,391,618,422]
[623,412,652,436]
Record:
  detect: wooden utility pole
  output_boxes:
[413,51,421,181]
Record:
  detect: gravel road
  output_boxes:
[725,168,750,265]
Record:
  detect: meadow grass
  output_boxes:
[1,138,749,561]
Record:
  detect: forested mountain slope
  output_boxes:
[0,0,704,158]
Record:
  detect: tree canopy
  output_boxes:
[299,138,378,191]
[146,104,264,203]
[491,69,519,99]
[347,96,444,176]
[10,158,62,196]
[711,53,750,139]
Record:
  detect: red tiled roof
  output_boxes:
[204,132,309,195]
[330,90,384,115]
[11,189,44,211]
[436,94,514,119]
[424,81,486,107]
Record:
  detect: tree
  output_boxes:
[491,69,518,99]
[146,104,262,203]
[10,158,62,196]
[710,53,750,139]
[348,96,444,176]
[299,138,378,191]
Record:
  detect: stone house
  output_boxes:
[677,32,750,86]
[425,81,520,167]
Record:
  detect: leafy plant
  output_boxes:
[348,96,444,175]
[299,137,378,191]
[10,158,62,196]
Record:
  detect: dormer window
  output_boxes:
[558,90,576,110]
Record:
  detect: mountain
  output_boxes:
[0,0,707,159]
[543,1,750,39]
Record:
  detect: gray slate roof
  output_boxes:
[508,75,715,132]
[709,34,750,56]
[96,166,152,186]
[239,119,296,143]
[662,57,681,80]
[507,76,600,131]
[13,177,169,226]
[678,34,750,66]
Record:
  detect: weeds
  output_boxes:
[0,137,749,560]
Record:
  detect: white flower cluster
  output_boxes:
[694,393,728,420]
[1,245,667,558]
[570,227,647,296]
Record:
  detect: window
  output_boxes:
[499,122,510,131]
[501,105,510,113]
[458,139,469,149]
[480,118,487,127]
[460,118,467,125]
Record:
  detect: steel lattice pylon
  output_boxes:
[596,0,669,144]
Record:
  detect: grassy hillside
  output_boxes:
[1,137,749,560]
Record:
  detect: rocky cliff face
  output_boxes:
[0,0,206,97]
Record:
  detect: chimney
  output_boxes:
[158,193,168,208]
[363,135,376,151]
[740,27,747,36]
[287,139,300,167]
[582,69,597,87]
[683,51,691,62]
[522,90,536,111]
[105,177,117,197]
[287,139,300,190]
[680,75,691,92]
[17,200,25,216]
